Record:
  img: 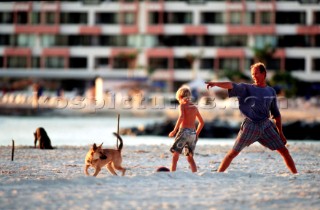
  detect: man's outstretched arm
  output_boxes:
[205,82,233,90]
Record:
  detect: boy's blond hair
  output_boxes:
[176,86,191,101]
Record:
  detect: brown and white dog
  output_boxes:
[84,132,126,177]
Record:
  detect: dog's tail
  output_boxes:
[113,132,123,152]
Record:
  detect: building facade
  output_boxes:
[0,0,320,92]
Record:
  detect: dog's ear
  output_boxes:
[93,143,97,151]
[98,143,103,148]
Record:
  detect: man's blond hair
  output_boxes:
[251,62,267,74]
[176,86,191,101]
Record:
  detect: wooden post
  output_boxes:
[11,140,15,161]
[117,114,120,148]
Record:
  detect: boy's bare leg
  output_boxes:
[276,147,298,174]
[218,149,239,172]
[170,152,180,172]
[187,155,197,172]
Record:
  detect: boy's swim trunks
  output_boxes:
[170,128,197,156]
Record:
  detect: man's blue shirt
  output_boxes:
[228,83,281,122]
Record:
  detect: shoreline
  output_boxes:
[1,97,320,123]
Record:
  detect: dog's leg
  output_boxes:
[113,158,126,176]
[39,137,44,149]
[93,167,101,177]
[114,165,126,176]
[84,165,90,176]
[106,163,117,176]
[34,132,37,148]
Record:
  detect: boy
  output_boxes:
[169,86,204,172]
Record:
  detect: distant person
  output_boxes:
[205,62,297,174]
[191,88,199,102]
[169,86,204,172]
[38,85,44,98]
[56,87,64,98]
[32,83,39,107]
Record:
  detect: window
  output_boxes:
[32,57,40,68]
[201,12,225,24]
[95,57,109,69]
[203,35,214,46]
[45,12,56,25]
[276,12,306,24]
[277,35,310,47]
[174,58,191,69]
[265,58,280,71]
[17,12,28,24]
[260,12,272,25]
[313,58,320,71]
[149,58,168,69]
[31,12,40,24]
[17,34,36,47]
[46,57,64,68]
[225,35,247,47]
[188,0,205,4]
[316,35,320,47]
[8,57,28,68]
[42,35,55,47]
[156,35,197,47]
[230,12,241,25]
[200,58,214,70]
[285,58,305,72]
[144,35,157,47]
[164,12,193,24]
[70,57,87,68]
[60,12,87,24]
[255,35,276,49]
[111,36,127,46]
[0,35,10,46]
[213,35,247,47]
[0,12,13,23]
[55,35,68,46]
[315,11,320,24]
[79,36,92,46]
[82,0,101,5]
[128,35,142,48]
[244,12,255,25]
[123,12,136,25]
[9,35,17,46]
[148,12,160,25]
[113,58,129,69]
[96,13,118,24]
[220,58,239,71]
[298,0,320,4]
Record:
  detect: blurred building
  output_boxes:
[0,0,320,93]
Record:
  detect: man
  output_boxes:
[206,62,297,174]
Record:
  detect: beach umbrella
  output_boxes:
[186,77,207,91]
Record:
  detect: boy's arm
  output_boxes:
[196,110,204,137]
[205,82,233,90]
[169,105,184,137]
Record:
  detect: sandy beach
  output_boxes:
[1,142,319,210]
